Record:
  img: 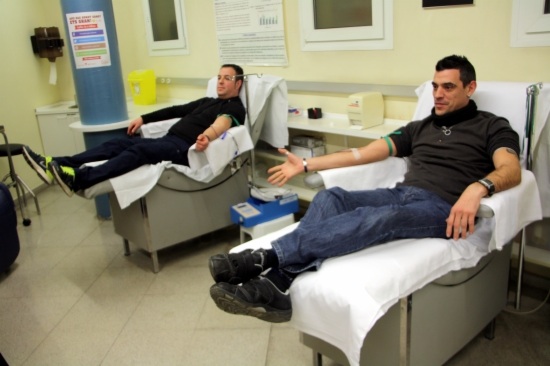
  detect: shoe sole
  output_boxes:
[22,147,52,185]
[49,165,74,197]
[209,285,291,323]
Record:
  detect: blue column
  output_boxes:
[61,0,128,219]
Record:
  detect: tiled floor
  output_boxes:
[1,187,549,365]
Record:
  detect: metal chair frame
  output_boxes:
[0,125,40,226]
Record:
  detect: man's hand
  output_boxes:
[446,182,487,240]
[127,117,144,135]
[267,149,305,186]
[195,134,210,152]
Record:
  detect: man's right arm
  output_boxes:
[267,138,394,187]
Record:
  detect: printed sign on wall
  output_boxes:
[66,11,111,69]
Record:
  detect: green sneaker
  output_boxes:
[48,161,76,197]
[22,146,53,184]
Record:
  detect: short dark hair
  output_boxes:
[435,55,476,86]
[221,64,244,83]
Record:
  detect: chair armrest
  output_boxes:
[476,204,494,218]
[304,173,324,189]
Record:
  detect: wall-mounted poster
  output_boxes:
[214,0,288,67]
[423,0,474,7]
[66,11,111,69]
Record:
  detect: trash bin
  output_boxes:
[128,69,156,105]
[0,183,20,273]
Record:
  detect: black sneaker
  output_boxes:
[48,161,76,197]
[209,275,292,323]
[209,249,268,285]
[22,146,53,184]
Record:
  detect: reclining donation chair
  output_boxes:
[230,81,547,366]
[103,75,288,273]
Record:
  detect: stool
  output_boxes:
[0,125,40,226]
[240,213,295,243]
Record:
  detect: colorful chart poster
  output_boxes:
[66,11,111,69]
[214,0,288,66]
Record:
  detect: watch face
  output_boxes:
[480,178,494,195]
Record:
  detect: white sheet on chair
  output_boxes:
[108,125,253,209]
[231,221,492,366]
[532,86,550,217]
[318,157,407,191]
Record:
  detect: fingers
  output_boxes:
[445,213,455,238]
[447,213,476,240]
[267,170,287,186]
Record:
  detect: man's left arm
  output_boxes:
[195,115,233,152]
[446,147,521,240]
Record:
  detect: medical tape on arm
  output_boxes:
[350,148,361,160]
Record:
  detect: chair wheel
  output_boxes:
[23,218,31,226]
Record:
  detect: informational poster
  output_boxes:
[66,11,111,69]
[214,0,288,66]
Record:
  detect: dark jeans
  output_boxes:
[271,186,452,275]
[54,134,190,190]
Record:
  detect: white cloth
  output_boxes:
[109,125,253,209]
[207,74,289,147]
[531,86,550,217]
[231,219,493,366]
[318,157,407,191]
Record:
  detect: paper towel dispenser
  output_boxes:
[347,92,384,129]
[30,27,64,62]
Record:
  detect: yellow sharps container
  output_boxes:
[128,70,156,105]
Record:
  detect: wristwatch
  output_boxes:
[478,178,495,197]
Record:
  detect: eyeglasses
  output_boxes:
[432,82,459,92]
[217,75,236,82]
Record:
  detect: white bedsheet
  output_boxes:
[230,167,541,366]
[109,124,253,209]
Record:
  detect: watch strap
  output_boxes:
[478,178,495,197]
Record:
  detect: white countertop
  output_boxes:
[36,98,188,132]
[36,98,187,116]
[288,112,407,139]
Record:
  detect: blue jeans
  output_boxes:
[54,134,190,190]
[271,186,452,275]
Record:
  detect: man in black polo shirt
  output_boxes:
[23,64,246,197]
